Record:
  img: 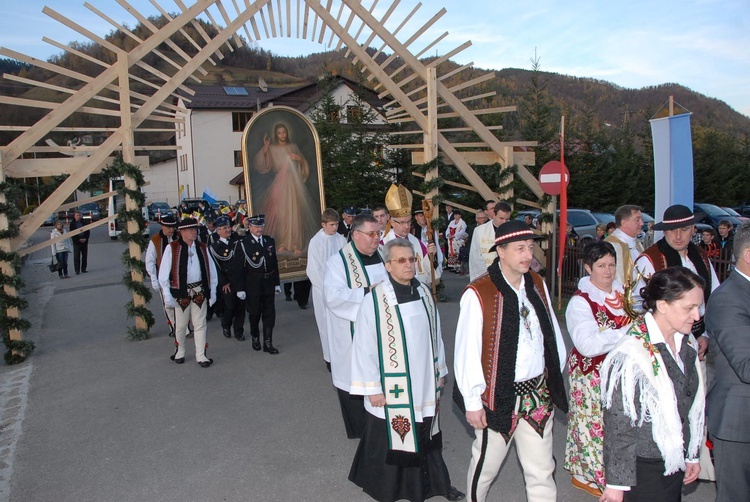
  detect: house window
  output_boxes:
[329,106,341,121]
[232,112,253,132]
[346,105,361,123]
[179,154,188,172]
[234,150,243,168]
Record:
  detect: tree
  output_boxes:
[309,75,393,210]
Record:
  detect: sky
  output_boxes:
[1,0,748,117]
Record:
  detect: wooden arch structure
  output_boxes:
[0,0,544,347]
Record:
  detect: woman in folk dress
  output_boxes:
[564,241,632,497]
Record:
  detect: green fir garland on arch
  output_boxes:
[0,181,35,365]
[103,156,154,341]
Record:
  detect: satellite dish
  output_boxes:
[258,76,268,92]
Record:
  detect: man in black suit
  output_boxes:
[69,210,90,274]
[241,214,281,354]
[337,206,357,240]
[705,222,750,501]
[209,216,246,341]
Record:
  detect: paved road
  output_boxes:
[0,225,715,501]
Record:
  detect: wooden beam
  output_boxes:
[328,1,345,47]
[149,0,220,64]
[3,156,149,178]
[436,79,543,197]
[318,0,334,43]
[11,0,264,247]
[17,216,114,257]
[413,190,477,214]
[365,1,421,65]
[344,0,380,58]
[383,60,473,108]
[173,0,228,59]
[352,0,401,65]
[413,171,500,198]
[96,1,208,77]
[412,150,499,166]
[202,2,238,51]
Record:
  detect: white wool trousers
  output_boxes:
[174,300,209,362]
[467,410,556,502]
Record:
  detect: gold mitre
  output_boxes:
[385,184,413,218]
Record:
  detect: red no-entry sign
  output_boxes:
[539,161,570,196]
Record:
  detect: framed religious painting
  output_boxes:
[241,106,325,280]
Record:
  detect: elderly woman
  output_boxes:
[564,241,632,497]
[600,267,705,502]
[50,220,72,279]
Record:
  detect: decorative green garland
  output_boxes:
[0,181,35,364]
[105,156,154,341]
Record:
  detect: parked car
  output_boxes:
[559,208,600,242]
[722,207,750,225]
[734,201,750,217]
[641,212,655,233]
[514,209,541,227]
[591,212,615,226]
[43,214,56,226]
[76,202,101,222]
[147,202,174,221]
[693,203,743,230]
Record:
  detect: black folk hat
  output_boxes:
[159,214,177,227]
[178,217,201,230]
[489,220,545,252]
[652,204,703,231]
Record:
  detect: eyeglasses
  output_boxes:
[355,230,380,238]
[389,256,418,264]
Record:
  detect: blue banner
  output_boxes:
[650,113,694,225]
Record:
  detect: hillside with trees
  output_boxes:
[0,14,748,212]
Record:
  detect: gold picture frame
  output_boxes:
[241,106,325,280]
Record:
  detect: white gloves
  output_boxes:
[151,279,160,290]
[208,297,216,307]
[164,295,176,308]
[237,291,246,300]
[274,286,281,294]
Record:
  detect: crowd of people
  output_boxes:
[134,189,750,502]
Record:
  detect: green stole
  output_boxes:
[372,280,440,456]
[339,241,380,338]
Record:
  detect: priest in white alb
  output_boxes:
[349,238,465,502]
[324,213,388,439]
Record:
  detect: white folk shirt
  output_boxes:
[323,250,388,392]
[469,221,498,281]
[607,228,644,285]
[350,284,448,420]
[454,266,567,412]
[633,249,720,335]
[565,276,630,358]
[306,229,347,362]
[158,241,218,306]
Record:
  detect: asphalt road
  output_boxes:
[0,224,716,501]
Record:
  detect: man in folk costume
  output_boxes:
[604,204,645,285]
[349,238,465,502]
[382,184,441,287]
[146,214,178,337]
[240,214,281,354]
[306,208,347,370]
[633,204,720,360]
[468,201,512,281]
[208,216,246,341]
[158,217,218,367]
[324,214,388,439]
[454,220,568,502]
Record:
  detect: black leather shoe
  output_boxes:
[235,332,246,341]
[445,486,465,501]
[263,342,279,355]
[285,294,292,301]
[198,359,213,368]
[299,304,308,310]
[222,328,232,338]
[251,337,261,351]
[173,357,185,364]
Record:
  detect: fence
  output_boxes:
[546,239,735,301]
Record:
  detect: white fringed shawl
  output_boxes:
[600,312,705,475]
